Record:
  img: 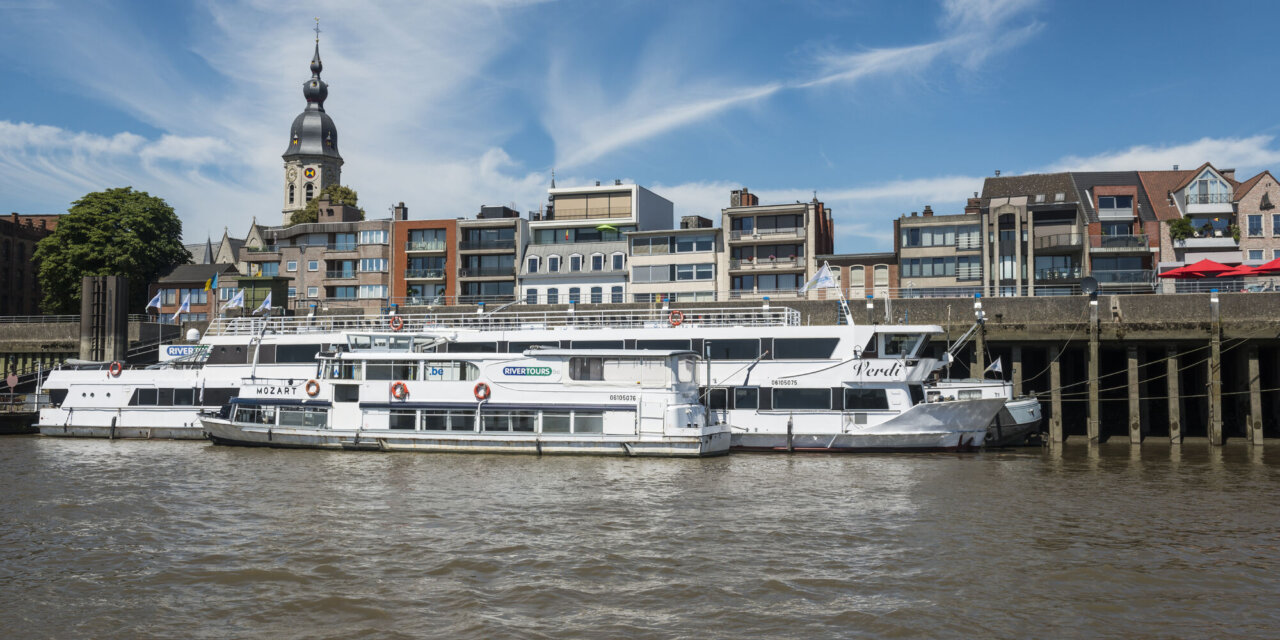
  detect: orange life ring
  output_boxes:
[389,316,404,331]
[108,361,123,377]
[305,379,320,397]
[669,310,684,326]
[391,381,409,399]
[474,382,491,401]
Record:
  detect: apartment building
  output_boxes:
[720,187,834,300]
[0,213,58,315]
[821,252,898,300]
[151,263,240,323]
[457,206,527,304]
[393,211,456,306]
[239,199,393,313]
[627,216,721,303]
[521,182,672,305]
[1234,170,1280,263]
[892,205,982,297]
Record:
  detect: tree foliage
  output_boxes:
[34,187,191,314]
[1166,217,1194,241]
[288,184,365,225]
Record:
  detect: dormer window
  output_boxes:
[1187,169,1230,204]
[548,255,560,272]
[1054,192,1065,202]
[1034,194,1045,203]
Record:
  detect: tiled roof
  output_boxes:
[980,173,1080,207]
[1137,170,1195,221]
[158,262,239,284]
[1233,171,1270,201]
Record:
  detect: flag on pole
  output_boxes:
[146,291,162,310]
[172,293,190,322]
[204,272,219,292]
[799,262,838,293]
[984,357,1003,376]
[254,291,273,314]
[224,289,245,309]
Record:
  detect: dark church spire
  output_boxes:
[284,18,340,159]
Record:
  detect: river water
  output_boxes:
[2,437,1278,639]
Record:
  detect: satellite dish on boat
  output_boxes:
[1080,277,1099,295]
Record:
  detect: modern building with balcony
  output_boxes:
[239,198,393,313]
[458,205,527,304]
[893,205,982,298]
[980,173,1090,296]
[626,216,721,303]
[1074,172,1160,292]
[393,211,456,306]
[521,181,672,305]
[720,187,833,300]
[1234,170,1280,265]
[1142,163,1242,269]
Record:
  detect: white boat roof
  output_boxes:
[520,348,697,358]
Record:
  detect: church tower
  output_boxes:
[282,20,343,225]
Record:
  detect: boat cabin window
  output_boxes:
[959,389,983,400]
[509,341,558,353]
[707,388,728,410]
[733,387,759,409]
[569,357,604,381]
[333,384,359,402]
[482,410,537,432]
[676,356,695,383]
[447,342,498,353]
[571,357,672,385]
[706,339,760,360]
[366,361,421,381]
[773,388,831,410]
[348,335,415,352]
[276,344,324,363]
[844,388,890,410]
[540,411,602,433]
[325,362,362,380]
[423,361,480,381]
[638,339,691,351]
[133,388,158,406]
[173,388,194,406]
[389,410,417,430]
[421,410,475,431]
[773,338,839,359]
[202,388,238,406]
[881,333,927,358]
[277,406,329,427]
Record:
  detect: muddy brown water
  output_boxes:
[2,437,1278,639]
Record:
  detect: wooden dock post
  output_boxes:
[1127,346,1141,445]
[1012,345,1023,397]
[1209,293,1223,445]
[1166,347,1181,443]
[1087,298,1101,442]
[1248,344,1263,445]
[1049,344,1063,443]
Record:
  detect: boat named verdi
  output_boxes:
[200,334,729,457]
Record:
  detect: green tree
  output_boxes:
[288,184,365,225]
[1167,217,1194,241]
[34,187,191,314]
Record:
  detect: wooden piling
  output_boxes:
[1127,346,1141,445]
[1012,345,1023,397]
[1166,347,1181,443]
[1049,344,1063,443]
[1209,294,1223,445]
[1248,344,1263,445]
[1087,299,1100,443]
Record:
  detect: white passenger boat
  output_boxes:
[39,305,1029,451]
[199,334,727,457]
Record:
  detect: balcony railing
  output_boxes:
[729,256,802,270]
[245,245,280,253]
[326,243,358,251]
[1089,234,1149,250]
[405,268,445,279]
[728,227,804,241]
[1034,233,1084,251]
[459,240,515,251]
[956,237,982,250]
[1035,266,1082,281]
[1187,193,1232,205]
[1092,269,1154,284]
[405,241,447,252]
[458,267,514,278]
[324,270,356,279]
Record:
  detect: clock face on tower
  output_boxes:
[287,168,298,182]
[304,167,317,180]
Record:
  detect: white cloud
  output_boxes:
[1041,135,1280,173]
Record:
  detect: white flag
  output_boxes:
[800,263,838,293]
[172,293,190,322]
[224,289,245,309]
[984,357,1003,376]
[146,291,162,310]
[254,291,273,314]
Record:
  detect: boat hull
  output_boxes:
[985,398,1042,447]
[730,398,1005,452]
[201,417,730,458]
[38,423,206,440]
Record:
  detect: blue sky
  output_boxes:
[3,0,1280,252]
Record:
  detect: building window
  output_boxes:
[1248,249,1264,261]
[612,253,624,270]
[526,289,538,305]
[289,184,295,204]
[527,257,539,274]
[305,183,314,202]
[359,258,386,272]
[611,286,623,303]
[546,288,558,304]
[675,263,714,281]
[676,235,714,252]
[288,287,297,298]
[568,287,580,303]
[360,230,388,244]
[1098,195,1134,210]
[256,262,279,277]
[548,255,560,272]
[590,287,603,303]
[873,265,889,287]
[633,265,671,283]
[330,286,357,299]
[286,261,298,272]
[358,285,387,299]
[591,254,604,271]
[1248,215,1263,237]
[308,260,319,272]
[1272,214,1280,236]
[307,286,319,298]
[570,255,582,272]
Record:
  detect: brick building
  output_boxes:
[0,213,59,315]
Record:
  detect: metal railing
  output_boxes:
[325,243,358,251]
[324,270,357,279]
[728,227,804,241]
[549,207,632,220]
[458,267,515,278]
[245,245,281,253]
[1187,193,1232,205]
[1092,269,1155,284]
[729,256,801,269]
[1035,266,1082,280]
[405,241,447,252]
[458,240,515,251]
[405,268,445,279]
[1089,234,1150,250]
[0,315,79,323]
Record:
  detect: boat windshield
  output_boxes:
[347,334,415,352]
[881,333,928,358]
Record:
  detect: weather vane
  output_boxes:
[314,17,321,43]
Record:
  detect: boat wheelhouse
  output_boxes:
[200,333,728,457]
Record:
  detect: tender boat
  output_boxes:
[199,333,729,457]
[929,379,1042,446]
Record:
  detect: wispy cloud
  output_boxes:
[1041,135,1280,173]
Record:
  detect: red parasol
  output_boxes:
[1217,265,1258,278]
[1249,257,1280,274]
[1158,264,1203,279]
